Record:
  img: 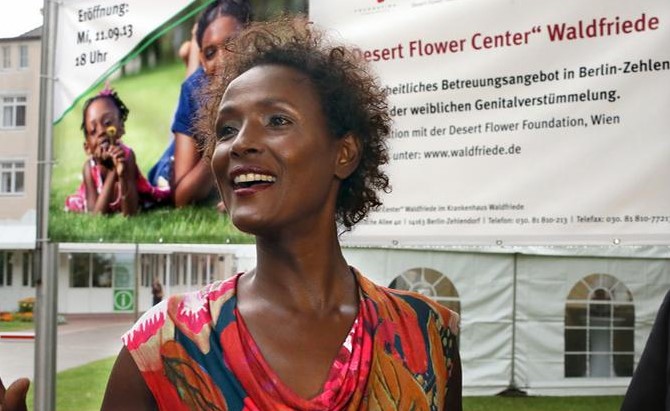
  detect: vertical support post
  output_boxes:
[34,0,58,410]
[510,253,519,390]
[134,243,140,320]
[33,243,58,411]
[165,253,171,297]
[186,254,192,292]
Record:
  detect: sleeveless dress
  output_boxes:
[123,268,460,410]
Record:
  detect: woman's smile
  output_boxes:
[229,166,277,196]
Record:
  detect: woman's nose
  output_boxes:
[230,123,262,157]
[95,125,108,139]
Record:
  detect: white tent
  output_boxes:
[343,246,670,396]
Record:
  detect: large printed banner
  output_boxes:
[48,0,251,244]
[54,0,195,122]
[311,0,670,246]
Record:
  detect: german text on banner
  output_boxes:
[54,0,196,122]
[311,0,670,246]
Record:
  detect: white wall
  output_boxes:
[0,251,35,312]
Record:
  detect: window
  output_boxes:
[192,254,216,286]
[70,254,90,287]
[69,253,124,288]
[2,46,10,69]
[388,267,461,315]
[21,252,34,287]
[1,96,26,128]
[171,254,188,286]
[0,160,25,194]
[565,273,634,378]
[142,253,224,289]
[0,252,14,287]
[111,253,133,288]
[91,253,113,287]
[18,45,28,68]
[140,254,168,287]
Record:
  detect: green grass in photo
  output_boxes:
[50,62,251,244]
[49,203,250,244]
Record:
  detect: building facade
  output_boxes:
[0,28,41,311]
[10,242,661,396]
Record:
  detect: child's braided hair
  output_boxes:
[80,82,129,138]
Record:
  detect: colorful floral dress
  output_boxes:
[123,268,460,410]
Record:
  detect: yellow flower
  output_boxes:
[106,126,117,138]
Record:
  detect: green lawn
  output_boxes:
[0,321,33,332]
[22,357,624,411]
[50,62,252,244]
[464,395,623,411]
[26,357,116,411]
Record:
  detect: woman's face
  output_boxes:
[199,15,242,76]
[211,65,349,235]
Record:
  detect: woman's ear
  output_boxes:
[335,132,361,180]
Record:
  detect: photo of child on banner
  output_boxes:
[64,84,171,216]
[49,0,255,243]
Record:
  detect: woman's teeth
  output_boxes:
[233,173,276,184]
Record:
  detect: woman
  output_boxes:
[0,17,461,411]
[148,0,252,209]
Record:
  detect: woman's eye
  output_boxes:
[217,125,237,141]
[204,47,217,60]
[268,115,291,127]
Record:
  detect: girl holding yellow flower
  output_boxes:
[65,86,170,216]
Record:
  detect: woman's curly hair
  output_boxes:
[197,16,391,230]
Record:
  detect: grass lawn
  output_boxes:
[0,321,33,332]
[23,357,624,411]
[50,62,251,244]
[464,395,623,411]
[26,357,116,411]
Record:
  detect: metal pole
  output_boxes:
[134,243,140,320]
[33,244,58,411]
[34,1,58,410]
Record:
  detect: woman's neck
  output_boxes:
[247,227,355,314]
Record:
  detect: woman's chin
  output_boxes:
[229,212,269,236]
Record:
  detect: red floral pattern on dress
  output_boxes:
[123,269,460,410]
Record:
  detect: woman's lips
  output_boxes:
[233,181,274,196]
[229,169,277,195]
